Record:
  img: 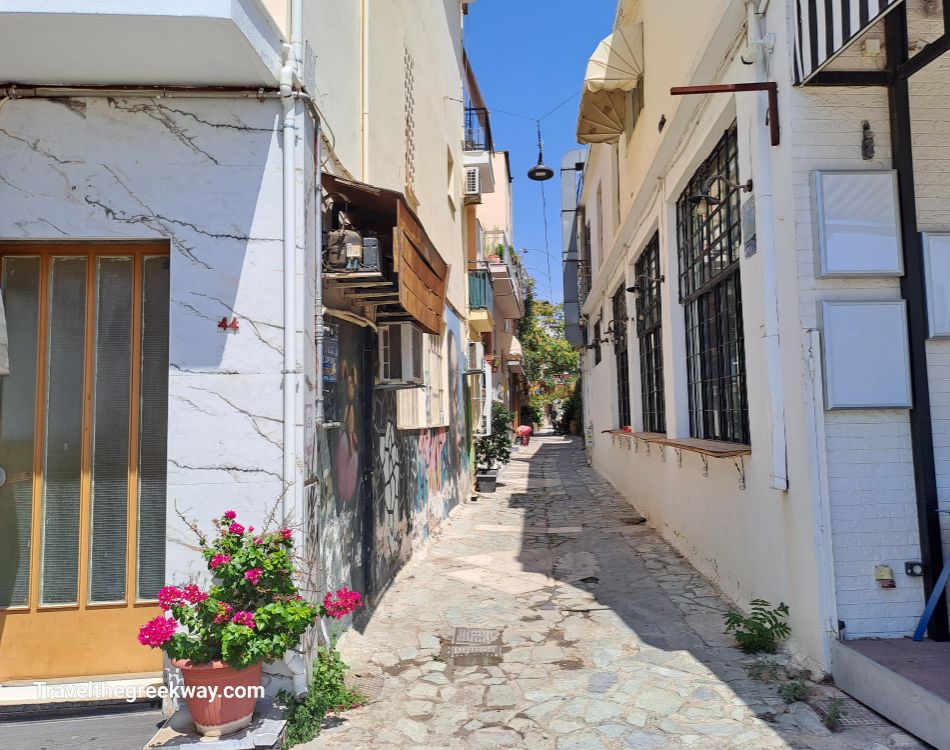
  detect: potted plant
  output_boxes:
[137,511,362,737]
[474,402,514,492]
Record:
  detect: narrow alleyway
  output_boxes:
[305,436,926,750]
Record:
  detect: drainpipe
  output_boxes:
[315,120,326,426]
[360,0,370,181]
[281,0,310,692]
[280,48,298,528]
[745,0,788,492]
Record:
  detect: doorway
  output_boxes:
[0,242,169,680]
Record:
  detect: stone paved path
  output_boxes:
[302,436,928,750]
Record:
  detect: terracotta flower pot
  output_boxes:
[171,659,262,737]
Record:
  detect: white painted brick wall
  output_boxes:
[789,4,950,639]
[790,79,925,638]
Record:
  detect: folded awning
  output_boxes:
[577,23,644,145]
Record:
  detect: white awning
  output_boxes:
[577,23,644,145]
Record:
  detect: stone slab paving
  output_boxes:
[300,436,930,750]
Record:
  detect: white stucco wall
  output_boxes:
[579,0,950,660]
[0,97,313,586]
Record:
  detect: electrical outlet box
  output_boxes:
[905,561,924,577]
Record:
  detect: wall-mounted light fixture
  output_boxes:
[625,273,665,295]
[687,175,754,220]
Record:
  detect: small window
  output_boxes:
[677,124,749,444]
[612,285,631,428]
[625,78,645,143]
[593,318,603,366]
[635,233,665,434]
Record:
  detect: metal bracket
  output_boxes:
[671,82,780,146]
[658,444,666,463]
[700,454,709,477]
[734,456,746,490]
[674,447,682,467]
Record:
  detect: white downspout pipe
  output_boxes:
[280,48,298,528]
[746,0,788,491]
[281,0,309,693]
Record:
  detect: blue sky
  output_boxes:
[465,0,615,303]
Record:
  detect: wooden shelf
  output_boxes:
[603,430,751,458]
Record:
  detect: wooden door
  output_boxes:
[0,243,169,680]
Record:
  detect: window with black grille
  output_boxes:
[593,318,602,365]
[612,285,631,428]
[676,124,749,444]
[635,233,665,434]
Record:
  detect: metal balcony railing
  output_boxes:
[468,268,494,317]
[464,107,493,153]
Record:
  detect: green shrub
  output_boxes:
[475,402,514,470]
[279,647,365,748]
[723,599,791,654]
[777,676,812,704]
[822,697,845,731]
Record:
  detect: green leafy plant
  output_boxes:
[279,647,366,748]
[822,697,845,731]
[475,402,514,470]
[137,511,362,669]
[723,599,791,654]
[778,676,812,704]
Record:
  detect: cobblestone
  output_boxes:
[299,436,929,750]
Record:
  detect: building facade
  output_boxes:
[566,0,950,743]
[0,0,483,690]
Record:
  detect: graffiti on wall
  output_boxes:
[315,321,369,599]
[372,308,471,589]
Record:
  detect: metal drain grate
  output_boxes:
[346,674,385,702]
[811,698,891,728]
[453,627,500,645]
[446,643,503,658]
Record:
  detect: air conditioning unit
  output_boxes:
[466,340,485,374]
[464,166,481,196]
[379,323,425,386]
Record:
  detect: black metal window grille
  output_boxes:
[677,124,749,444]
[635,233,665,434]
[593,319,602,365]
[612,285,631,428]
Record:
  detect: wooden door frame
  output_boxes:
[0,241,168,680]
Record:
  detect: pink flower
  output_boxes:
[138,616,178,647]
[253,536,265,546]
[223,510,237,520]
[322,586,363,619]
[232,610,256,629]
[244,568,263,586]
[181,584,208,604]
[248,526,254,533]
[210,553,231,570]
[280,528,293,540]
[228,522,245,535]
[157,585,184,611]
[213,602,234,624]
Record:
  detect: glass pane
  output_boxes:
[137,256,169,600]
[41,257,87,605]
[0,257,40,607]
[89,258,132,603]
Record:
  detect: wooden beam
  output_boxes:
[807,70,890,87]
